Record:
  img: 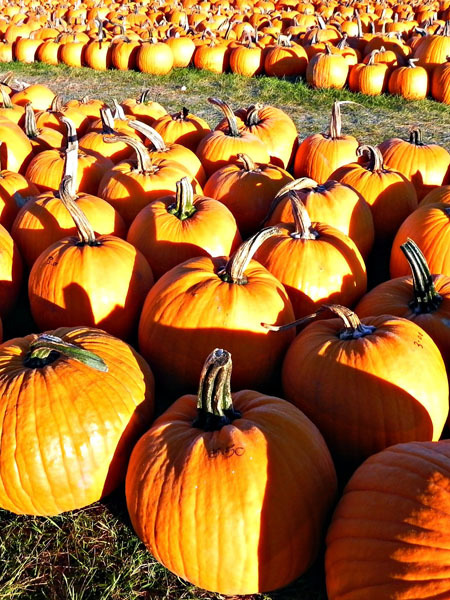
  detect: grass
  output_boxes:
[2,60,450,146]
[0,61,449,599]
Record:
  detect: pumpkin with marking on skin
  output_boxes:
[0,326,154,516]
[126,348,337,596]
[281,304,449,466]
[28,176,153,340]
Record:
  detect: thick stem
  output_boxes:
[168,177,196,220]
[100,107,116,134]
[400,238,442,313]
[246,104,262,126]
[24,333,108,371]
[263,177,318,226]
[59,175,98,245]
[139,89,152,104]
[112,98,127,121]
[130,120,167,151]
[328,100,359,139]
[192,348,240,431]
[103,134,154,172]
[219,226,281,285]
[24,102,40,138]
[50,95,63,112]
[0,86,13,108]
[237,153,257,171]
[356,144,384,171]
[60,115,79,154]
[289,192,318,240]
[407,58,419,68]
[409,126,423,146]
[208,97,241,137]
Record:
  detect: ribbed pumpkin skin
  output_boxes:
[293,134,359,184]
[0,327,154,516]
[254,223,367,319]
[29,236,153,339]
[127,196,241,280]
[282,315,449,464]
[355,275,450,370]
[0,170,39,230]
[126,391,337,595]
[138,256,295,394]
[326,440,450,600]
[390,203,450,277]
[267,181,374,259]
[0,222,22,316]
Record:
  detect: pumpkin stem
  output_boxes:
[356,144,384,171]
[103,134,155,173]
[400,238,442,314]
[246,104,262,126]
[409,126,424,146]
[0,86,13,109]
[237,153,258,171]
[60,114,79,154]
[59,175,99,246]
[262,304,376,338]
[50,94,63,112]
[168,177,197,220]
[262,177,318,226]
[208,97,241,137]
[130,120,167,151]
[24,102,40,138]
[139,89,152,104]
[24,333,108,371]
[192,348,240,431]
[328,100,359,139]
[100,107,116,134]
[289,192,319,240]
[219,226,280,285]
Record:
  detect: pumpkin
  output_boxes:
[121,89,167,128]
[28,176,153,339]
[0,221,22,316]
[330,144,418,243]
[126,347,337,595]
[348,50,389,95]
[378,127,450,201]
[11,83,56,111]
[0,327,154,516]
[137,38,174,75]
[255,192,367,318]
[293,101,359,184]
[196,97,270,177]
[138,227,295,395]
[0,162,39,230]
[388,57,430,100]
[326,440,450,600]
[281,304,449,465]
[264,35,308,78]
[127,177,241,280]
[151,106,211,152]
[23,102,65,152]
[203,153,293,237]
[306,43,349,89]
[0,116,33,175]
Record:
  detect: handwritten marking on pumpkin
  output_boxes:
[208,444,245,459]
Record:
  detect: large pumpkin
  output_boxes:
[326,440,450,599]
[0,327,154,516]
[126,348,337,595]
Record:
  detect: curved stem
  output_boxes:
[130,120,166,151]
[219,226,281,285]
[262,304,376,339]
[103,134,154,173]
[400,238,442,313]
[24,333,108,371]
[192,348,240,431]
[407,58,419,68]
[139,89,152,104]
[246,104,262,126]
[237,153,257,171]
[100,107,116,134]
[263,177,318,226]
[289,192,318,240]
[60,115,79,154]
[356,144,384,171]
[59,175,98,245]
[208,97,241,137]
[50,94,63,112]
[24,102,40,138]
[168,177,196,220]
[0,86,13,109]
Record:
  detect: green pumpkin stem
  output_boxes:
[400,238,442,313]
[219,226,280,284]
[192,348,240,431]
[168,177,197,220]
[208,97,241,137]
[59,175,98,246]
[24,333,108,371]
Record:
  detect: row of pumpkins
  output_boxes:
[1,0,450,102]
[1,78,450,598]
